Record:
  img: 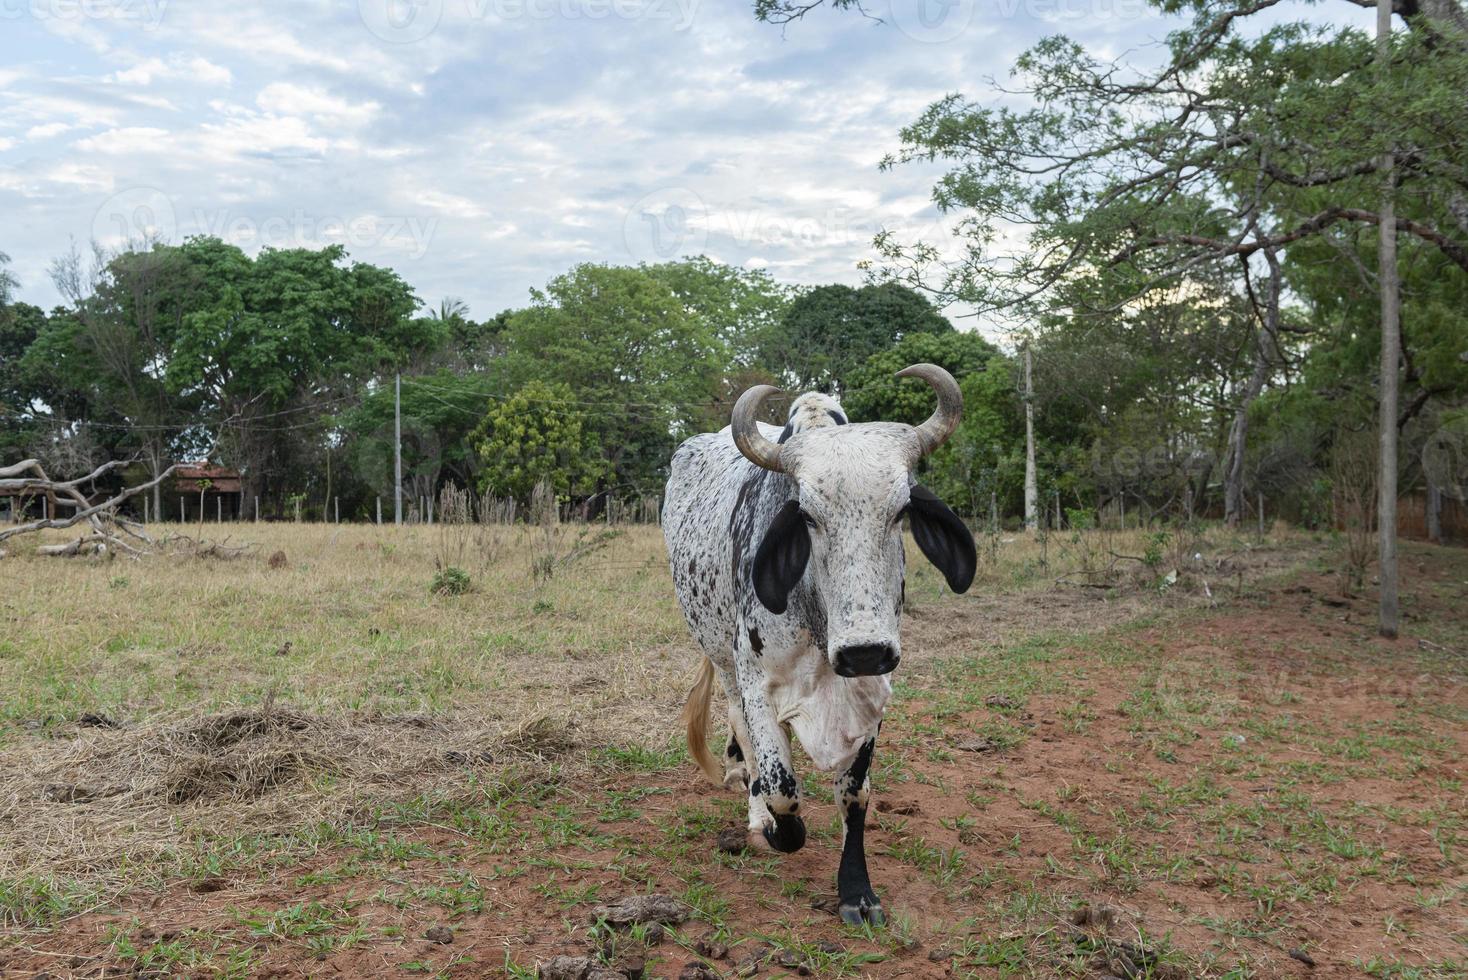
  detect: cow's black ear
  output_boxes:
[752,500,810,614]
[907,484,976,594]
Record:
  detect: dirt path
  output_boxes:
[3,546,1464,979]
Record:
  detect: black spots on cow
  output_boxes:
[827,409,847,425]
[848,738,875,790]
[777,422,794,445]
[687,558,696,577]
[747,627,763,654]
[771,762,799,802]
[726,737,744,761]
[749,777,762,797]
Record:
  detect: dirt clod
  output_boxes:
[76,713,121,729]
[678,963,720,980]
[716,827,748,854]
[587,894,688,928]
[423,924,453,944]
[954,737,1003,753]
[875,799,922,815]
[983,694,1018,709]
[538,955,628,980]
[266,550,287,569]
[1287,948,1317,968]
[693,937,729,960]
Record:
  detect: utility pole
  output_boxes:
[394,372,403,526]
[1023,345,1038,531]
[1376,0,1400,638]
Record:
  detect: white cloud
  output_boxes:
[256,83,380,128]
[73,126,171,155]
[106,55,232,87]
[0,0,1209,318]
[26,122,75,140]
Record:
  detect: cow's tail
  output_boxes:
[682,656,722,785]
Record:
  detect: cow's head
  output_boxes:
[732,364,976,678]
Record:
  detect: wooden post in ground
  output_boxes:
[216,497,221,523]
[1426,483,1442,544]
[376,496,382,525]
[179,496,185,523]
[1258,493,1265,538]
[334,496,339,524]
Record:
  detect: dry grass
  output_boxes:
[0,519,1311,896]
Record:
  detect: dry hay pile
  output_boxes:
[0,705,577,884]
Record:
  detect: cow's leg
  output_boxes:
[723,713,750,791]
[835,737,883,925]
[733,659,804,853]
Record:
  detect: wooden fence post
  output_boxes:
[376,496,382,525]
[1426,483,1442,544]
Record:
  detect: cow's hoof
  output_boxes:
[838,896,885,927]
[759,812,806,853]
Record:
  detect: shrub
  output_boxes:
[430,565,471,596]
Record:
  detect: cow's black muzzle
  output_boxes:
[833,643,900,678]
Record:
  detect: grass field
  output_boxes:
[0,520,1463,978]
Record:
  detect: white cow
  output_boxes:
[663,364,976,925]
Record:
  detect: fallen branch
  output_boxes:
[0,459,179,559]
[158,533,256,560]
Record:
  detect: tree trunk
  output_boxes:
[1225,247,1282,526]
[1023,346,1038,531]
[1376,0,1401,638]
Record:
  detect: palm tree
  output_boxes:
[430,297,470,323]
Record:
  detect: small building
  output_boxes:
[175,462,243,521]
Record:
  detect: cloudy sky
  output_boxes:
[1,0,1195,321]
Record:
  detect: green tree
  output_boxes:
[844,331,1019,516]
[758,282,951,393]
[164,238,436,506]
[497,263,725,490]
[470,380,607,502]
[843,329,998,427]
[339,369,498,510]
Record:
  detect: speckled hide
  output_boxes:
[663,390,975,926]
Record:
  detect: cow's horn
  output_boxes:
[731,384,786,473]
[897,363,962,456]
